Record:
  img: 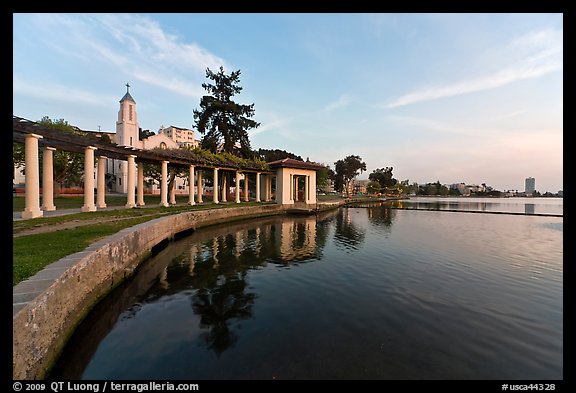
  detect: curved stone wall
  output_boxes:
[13,204,284,380]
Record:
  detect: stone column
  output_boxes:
[160,161,169,207]
[294,175,299,202]
[266,176,272,201]
[244,173,249,202]
[136,162,145,206]
[189,165,195,206]
[97,156,107,208]
[81,146,97,212]
[213,168,219,204]
[256,172,261,202]
[41,146,56,211]
[169,179,176,205]
[22,133,43,219]
[197,170,203,203]
[125,155,136,208]
[235,171,241,203]
[222,173,227,202]
[304,175,309,204]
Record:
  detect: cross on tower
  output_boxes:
[126,83,130,93]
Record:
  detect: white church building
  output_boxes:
[106,85,198,194]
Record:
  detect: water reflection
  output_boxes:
[49,211,341,378]
[334,208,366,251]
[49,203,562,380]
[390,197,562,215]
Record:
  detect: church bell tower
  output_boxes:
[116,83,139,147]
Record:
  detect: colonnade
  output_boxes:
[17,135,274,219]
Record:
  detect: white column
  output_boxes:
[97,156,107,208]
[256,172,261,202]
[294,175,299,201]
[136,162,145,206]
[21,133,43,219]
[213,168,219,204]
[304,175,309,204]
[266,176,272,201]
[222,173,227,202]
[41,146,56,211]
[189,165,196,206]
[244,173,249,202]
[169,178,177,205]
[197,170,203,203]
[125,155,136,208]
[160,160,169,207]
[81,146,97,212]
[235,171,241,203]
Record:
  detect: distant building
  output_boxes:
[158,125,200,149]
[525,177,536,195]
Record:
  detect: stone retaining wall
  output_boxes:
[13,204,284,380]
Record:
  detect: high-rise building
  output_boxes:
[525,177,535,195]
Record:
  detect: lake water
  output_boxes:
[49,198,563,380]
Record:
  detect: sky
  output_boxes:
[12,13,563,193]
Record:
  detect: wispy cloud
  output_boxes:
[492,109,526,121]
[249,117,290,136]
[323,94,352,112]
[387,28,562,108]
[13,75,117,106]
[24,13,227,99]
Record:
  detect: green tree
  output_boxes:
[193,66,260,158]
[257,148,302,162]
[368,167,397,191]
[334,155,366,198]
[366,181,381,194]
[316,164,335,192]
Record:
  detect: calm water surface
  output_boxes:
[50,198,563,380]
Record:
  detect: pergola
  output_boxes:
[13,116,276,219]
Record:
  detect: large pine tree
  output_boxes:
[193,66,260,158]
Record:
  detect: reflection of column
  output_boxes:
[97,156,107,208]
[189,244,197,276]
[22,133,43,219]
[222,174,227,202]
[256,172,261,202]
[197,170,203,203]
[244,173,249,202]
[159,266,169,290]
[279,221,293,260]
[81,146,97,212]
[235,231,242,258]
[125,155,136,208]
[213,168,219,204]
[189,165,195,206]
[136,162,145,206]
[235,172,241,203]
[255,226,262,255]
[212,237,219,268]
[160,161,169,207]
[41,147,56,211]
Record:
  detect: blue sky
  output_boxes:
[13,13,563,193]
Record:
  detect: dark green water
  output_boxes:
[49,200,563,380]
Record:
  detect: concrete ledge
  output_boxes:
[13,204,284,380]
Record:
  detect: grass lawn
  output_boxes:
[12,201,273,285]
[12,195,188,212]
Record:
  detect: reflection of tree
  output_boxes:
[334,208,366,251]
[192,271,255,356]
[367,205,394,226]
